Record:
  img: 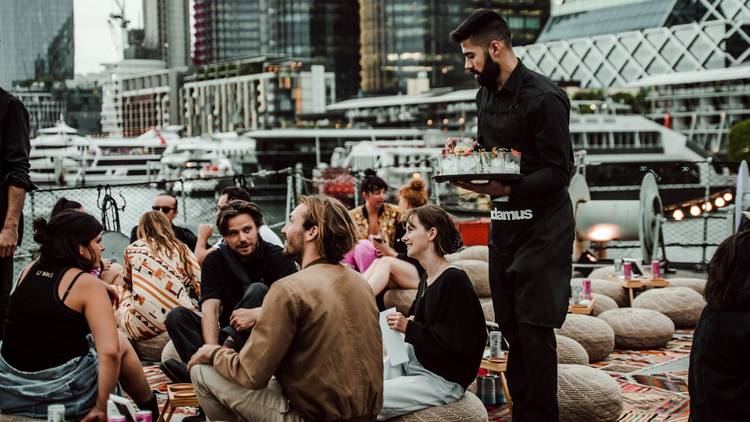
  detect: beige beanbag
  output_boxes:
[446,246,489,262]
[571,278,627,307]
[161,340,182,363]
[597,308,675,350]
[384,289,417,315]
[588,266,616,280]
[451,260,490,297]
[556,335,589,365]
[632,287,706,328]
[132,331,170,362]
[591,293,618,316]
[556,314,615,362]
[389,391,488,421]
[665,277,706,294]
[480,297,495,322]
[558,364,623,422]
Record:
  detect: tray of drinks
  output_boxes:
[433,173,523,184]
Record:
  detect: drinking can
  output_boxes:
[479,375,496,404]
[623,261,632,279]
[582,279,591,300]
[47,405,65,422]
[490,331,504,359]
[651,260,661,278]
[135,410,153,422]
[614,258,623,271]
[108,416,126,422]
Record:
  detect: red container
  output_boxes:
[457,218,490,246]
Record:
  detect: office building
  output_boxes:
[0,0,74,88]
[100,60,167,136]
[193,0,266,65]
[142,0,192,67]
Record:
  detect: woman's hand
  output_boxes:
[387,311,409,333]
[371,234,397,257]
[81,408,107,422]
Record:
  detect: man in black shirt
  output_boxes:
[449,10,574,421]
[163,200,298,383]
[130,193,197,251]
[0,88,34,340]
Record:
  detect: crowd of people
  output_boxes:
[0,172,490,421]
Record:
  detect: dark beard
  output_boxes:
[475,52,501,91]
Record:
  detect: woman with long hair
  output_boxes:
[380,205,487,419]
[364,176,428,299]
[117,210,201,341]
[689,231,750,421]
[0,211,156,421]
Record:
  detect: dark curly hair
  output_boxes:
[216,200,265,236]
[361,169,388,194]
[406,205,463,256]
[33,210,103,271]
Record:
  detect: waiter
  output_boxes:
[449,10,574,421]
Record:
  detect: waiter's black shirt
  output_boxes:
[130,224,197,252]
[476,60,573,198]
[0,88,34,229]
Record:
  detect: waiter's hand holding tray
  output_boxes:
[433,137,521,185]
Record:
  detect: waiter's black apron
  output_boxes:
[480,87,573,329]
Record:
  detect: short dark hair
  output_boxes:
[361,169,388,194]
[221,186,252,202]
[705,231,750,310]
[216,200,265,236]
[406,205,463,256]
[157,192,178,212]
[450,9,512,47]
[51,197,83,217]
[33,211,103,271]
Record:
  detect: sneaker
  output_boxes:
[182,407,206,422]
[159,359,191,383]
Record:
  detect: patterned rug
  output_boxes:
[488,330,694,421]
[144,364,198,420]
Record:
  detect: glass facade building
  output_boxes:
[516,0,750,88]
[193,0,266,65]
[267,0,361,101]
[0,0,74,88]
[360,0,549,95]
[142,0,192,67]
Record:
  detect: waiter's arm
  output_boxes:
[508,92,572,198]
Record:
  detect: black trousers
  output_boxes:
[165,283,268,362]
[0,256,12,340]
[498,320,558,422]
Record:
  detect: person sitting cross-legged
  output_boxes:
[188,195,383,422]
[162,200,297,385]
[379,205,487,420]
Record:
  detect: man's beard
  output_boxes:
[283,233,304,264]
[474,52,501,90]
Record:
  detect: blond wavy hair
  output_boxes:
[137,210,193,279]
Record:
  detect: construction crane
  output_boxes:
[107,0,130,56]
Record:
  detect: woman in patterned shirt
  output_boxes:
[116,211,201,340]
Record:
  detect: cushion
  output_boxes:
[556,335,589,365]
[480,297,494,322]
[132,331,170,362]
[632,287,706,328]
[451,260,490,297]
[666,278,706,294]
[384,289,417,315]
[597,308,674,350]
[591,293,618,317]
[571,278,627,307]
[558,364,623,422]
[389,391,488,422]
[588,266,616,280]
[556,314,615,362]
[161,340,182,364]
[446,246,488,262]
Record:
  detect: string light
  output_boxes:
[672,209,684,221]
[715,197,725,207]
[690,205,701,216]
[723,192,733,202]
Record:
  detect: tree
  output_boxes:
[727,119,750,162]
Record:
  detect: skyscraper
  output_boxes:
[359,0,549,95]
[142,0,192,68]
[0,0,74,88]
[193,0,266,65]
[266,0,361,100]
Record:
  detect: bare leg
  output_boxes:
[117,331,152,404]
[363,258,383,280]
[367,257,419,296]
[100,263,124,286]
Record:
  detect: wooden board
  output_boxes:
[568,297,595,314]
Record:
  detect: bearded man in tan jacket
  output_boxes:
[188,195,383,421]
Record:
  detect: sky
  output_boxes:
[74,0,143,76]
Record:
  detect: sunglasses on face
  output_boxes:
[152,206,174,213]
